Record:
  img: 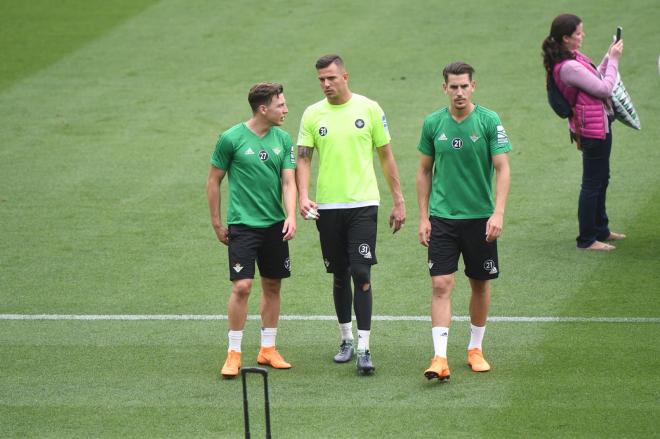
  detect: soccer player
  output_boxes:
[416,62,511,381]
[206,82,297,379]
[296,54,406,374]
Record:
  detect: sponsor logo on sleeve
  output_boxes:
[496,125,509,144]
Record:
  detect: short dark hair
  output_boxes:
[315,54,344,70]
[442,62,475,82]
[247,82,283,112]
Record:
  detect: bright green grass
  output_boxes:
[1,0,659,437]
[1,320,658,438]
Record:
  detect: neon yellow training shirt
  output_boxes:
[297,94,391,209]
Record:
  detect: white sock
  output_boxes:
[228,330,243,352]
[339,322,353,342]
[357,330,370,351]
[260,327,277,348]
[468,324,486,350]
[432,326,449,358]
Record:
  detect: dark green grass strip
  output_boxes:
[0,0,158,92]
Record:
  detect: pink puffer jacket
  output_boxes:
[553,51,608,140]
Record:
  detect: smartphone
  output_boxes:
[616,26,623,42]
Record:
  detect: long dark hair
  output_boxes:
[541,13,581,74]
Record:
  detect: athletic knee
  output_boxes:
[232,279,252,298]
[350,264,371,292]
[432,275,454,297]
[261,277,281,296]
[333,270,351,289]
[470,280,490,296]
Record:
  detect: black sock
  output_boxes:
[351,264,372,331]
[332,269,352,324]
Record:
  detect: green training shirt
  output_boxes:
[210,123,295,228]
[417,105,511,219]
[297,94,391,208]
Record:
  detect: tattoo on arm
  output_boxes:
[297,146,314,159]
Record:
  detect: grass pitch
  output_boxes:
[1,0,659,437]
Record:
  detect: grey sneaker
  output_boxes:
[356,349,375,375]
[333,340,354,363]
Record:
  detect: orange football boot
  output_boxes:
[467,348,491,372]
[221,350,241,378]
[424,356,450,381]
[257,346,292,369]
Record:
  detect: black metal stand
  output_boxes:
[241,367,271,439]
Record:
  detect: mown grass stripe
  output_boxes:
[0,314,657,323]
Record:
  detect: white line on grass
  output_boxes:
[0,314,658,323]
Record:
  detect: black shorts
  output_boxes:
[227,222,291,281]
[315,206,378,273]
[428,217,499,280]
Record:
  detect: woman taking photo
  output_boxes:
[542,13,625,251]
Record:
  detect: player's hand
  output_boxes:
[418,217,431,247]
[214,223,229,246]
[299,198,319,221]
[485,212,503,242]
[282,216,296,241]
[389,202,406,233]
